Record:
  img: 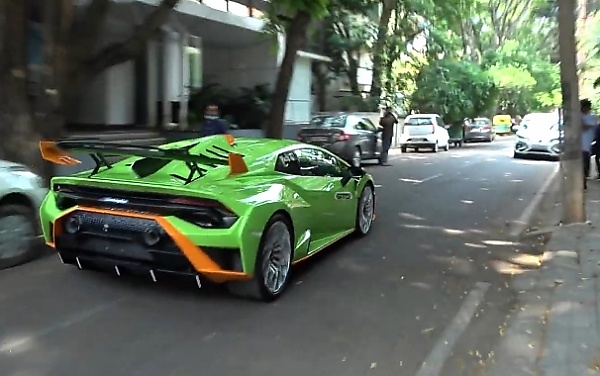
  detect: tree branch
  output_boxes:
[84,0,181,77]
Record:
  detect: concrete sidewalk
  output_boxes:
[486,182,600,375]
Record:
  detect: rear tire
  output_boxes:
[401,146,407,153]
[432,143,439,153]
[227,214,294,302]
[443,143,449,151]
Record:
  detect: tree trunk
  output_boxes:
[557,0,585,223]
[369,0,394,100]
[265,11,312,139]
[0,1,44,172]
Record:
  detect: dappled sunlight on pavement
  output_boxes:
[485,182,600,375]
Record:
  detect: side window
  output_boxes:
[360,118,378,131]
[275,151,302,175]
[347,115,361,130]
[436,117,445,127]
[293,148,344,177]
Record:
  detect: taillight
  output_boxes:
[333,131,350,141]
[170,197,234,214]
[170,197,238,228]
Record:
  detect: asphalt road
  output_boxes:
[0,137,558,376]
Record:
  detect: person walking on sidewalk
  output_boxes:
[581,99,599,189]
[198,104,229,137]
[379,108,398,166]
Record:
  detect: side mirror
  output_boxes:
[443,125,450,129]
[376,127,383,133]
[341,169,353,187]
[340,166,365,187]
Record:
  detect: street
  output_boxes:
[0,137,558,376]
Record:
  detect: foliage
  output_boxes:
[188,84,273,130]
[263,0,331,138]
[410,59,497,124]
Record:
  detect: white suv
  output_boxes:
[400,114,451,153]
[0,160,48,269]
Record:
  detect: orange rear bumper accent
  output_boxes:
[50,206,250,283]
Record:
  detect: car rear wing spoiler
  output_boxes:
[39,135,248,183]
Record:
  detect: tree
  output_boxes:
[264,0,329,139]
[0,0,180,179]
[557,0,585,223]
[410,59,497,124]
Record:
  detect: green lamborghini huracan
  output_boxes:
[38,135,376,301]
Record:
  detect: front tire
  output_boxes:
[0,204,40,270]
[227,214,294,302]
[355,185,375,236]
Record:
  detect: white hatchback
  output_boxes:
[400,114,451,153]
[0,160,48,269]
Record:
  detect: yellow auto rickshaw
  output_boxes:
[492,114,512,134]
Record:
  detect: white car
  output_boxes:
[0,160,48,269]
[400,114,451,153]
[514,113,562,160]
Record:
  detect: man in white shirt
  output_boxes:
[581,99,599,189]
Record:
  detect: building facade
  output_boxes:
[53,0,330,129]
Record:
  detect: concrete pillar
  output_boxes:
[163,30,181,128]
[180,32,189,129]
[147,39,158,128]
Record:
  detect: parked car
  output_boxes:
[297,113,383,167]
[514,113,562,160]
[399,114,450,152]
[0,160,48,269]
[464,117,495,142]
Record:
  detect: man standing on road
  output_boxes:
[580,99,598,189]
[379,108,398,166]
[198,104,229,137]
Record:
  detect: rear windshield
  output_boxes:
[405,117,433,126]
[310,115,346,128]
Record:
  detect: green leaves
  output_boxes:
[410,59,497,124]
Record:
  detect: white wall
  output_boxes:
[285,56,312,123]
[203,38,277,89]
[67,61,135,126]
[105,61,135,125]
[68,74,108,125]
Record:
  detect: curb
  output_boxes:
[507,164,561,238]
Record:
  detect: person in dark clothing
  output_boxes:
[199,104,228,137]
[593,123,600,179]
[581,99,599,189]
[379,108,398,166]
